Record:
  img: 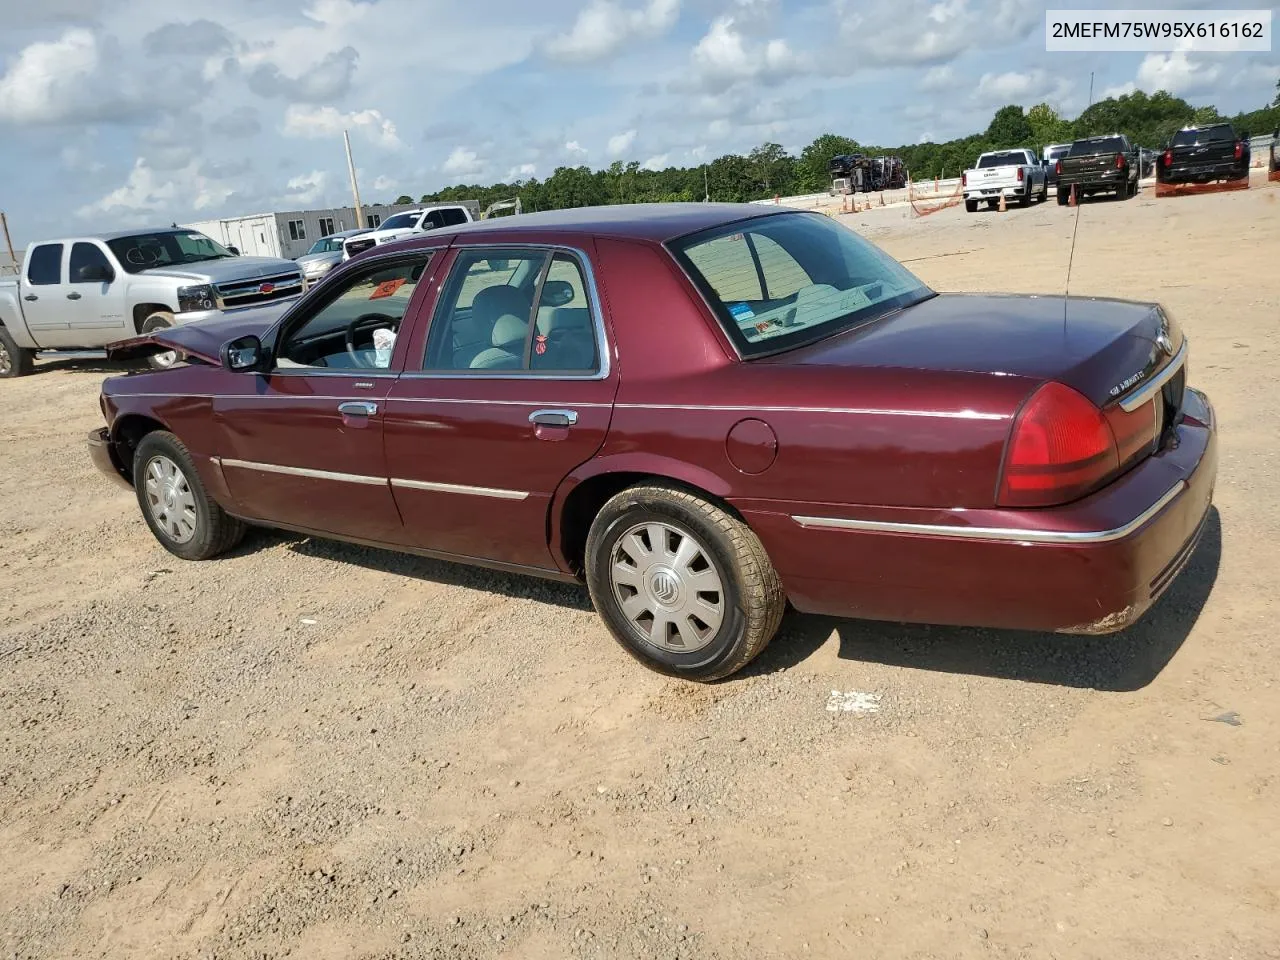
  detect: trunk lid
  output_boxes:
[762,293,1180,409]
[106,302,290,364]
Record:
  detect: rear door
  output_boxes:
[18,243,80,347]
[383,242,618,571]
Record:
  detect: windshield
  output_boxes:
[307,237,345,254]
[379,213,420,231]
[671,212,933,358]
[106,231,234,274]
[978,152,1027,168]
[1068,137,1126,157]
[1172,125,1235,146]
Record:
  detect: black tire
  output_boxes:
[986,198,998,210]
[1057,189,1069,206]
[0,325,35,378]
[1040,181,1049,203]
[585,485,785,682]
[133,430,245,561]
[141,312,181,370]
[964,198,978,213]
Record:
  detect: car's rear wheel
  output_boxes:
[133,431,245,561]
[140,312,181,369]
[1057,188,1069,205]
[585,485,785,682]
[0,325,35,378]
[964,198,978,213]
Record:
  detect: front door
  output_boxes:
[66,241,129,341]
[384,244,617,571]
[213,251,438,542]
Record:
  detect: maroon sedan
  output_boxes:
[89,204,1217,681]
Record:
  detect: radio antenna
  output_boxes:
[1063,187,1084,315]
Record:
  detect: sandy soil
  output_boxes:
[2,173,1279,960]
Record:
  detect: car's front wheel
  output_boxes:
[140,312,181,370]
[133,431,245,561]
[585,485,785,682]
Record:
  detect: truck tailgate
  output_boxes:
[967,166,1020,190]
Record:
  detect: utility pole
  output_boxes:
[0,211,16,275]
[344,130,366,229]
[703,165,710,203]
[1088,71,1095,108]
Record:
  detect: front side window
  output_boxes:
[276,254,433,370]
[423,249,600,374]
[69,242,111,282]
[26,244,63,285]
[671,213,932,358]
[379,212,418,231]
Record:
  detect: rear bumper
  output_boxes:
[738,389,1217,634]
[1059,169,1127,190]
[88,427,133,490]
[965,183,1034,199]
[1159,160,1248,183]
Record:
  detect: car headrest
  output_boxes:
[490,313,528,348]
[471,285,530,329]
[536,307,591,335]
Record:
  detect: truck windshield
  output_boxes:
[1068,137,1126,157]
[670,212,933,359]
[106,232,235,273]
[1172,125,1235,146]
[977,152,1027,167]
[379,213,419,230]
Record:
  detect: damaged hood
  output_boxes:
[107,301,292,364]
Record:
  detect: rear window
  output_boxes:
[671,213,933,358]
[977,152,1028,168]
[1069,137,1126,157]
[1171,125,1235,146]
[1044,145,1070,161]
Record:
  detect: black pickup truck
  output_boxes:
[1157,123,1251,186]
[1055,134,1138,204]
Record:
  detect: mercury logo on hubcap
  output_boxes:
[650,569,680,606]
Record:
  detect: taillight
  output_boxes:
[1105,399,1160,470]
[1115,152,1125,169]
[1017,167,1024,182]
[1234,140,1243,160]
[997,383,1119,508]
[1055,159,1062,175]
[961,171,967,186]
[1163,149,1172,167]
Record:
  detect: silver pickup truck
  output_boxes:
[0,227,302,378]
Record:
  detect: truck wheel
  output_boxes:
[0,325,35,378]
[986,199,998,210]
[1057,189,1069,205]
[964,198,978,213]
[585,484,785,682]
[1040,181,1049,203]
[133,431,245,561]
[140,312,180,370]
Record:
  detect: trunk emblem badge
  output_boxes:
[1156,332,1174,356]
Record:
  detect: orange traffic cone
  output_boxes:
[998,192,1007,213]
[1068,184,1077,206]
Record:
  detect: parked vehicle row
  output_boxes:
[88,204,1216,682]
[340,204,475,260]
[0,229,302,377]
[962,149,1048,212]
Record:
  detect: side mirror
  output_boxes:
[77,264,114,283]
[220,335,264,372]
[226,245,241,256]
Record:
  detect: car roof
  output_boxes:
[415,202,790,245]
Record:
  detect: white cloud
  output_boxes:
[1101,81,1137,100]
[281,104,401,149]
[0,29,100,124]
[919,65,954,92]
[506,162,537,180]
[607,128,638,156]
[304,0,371,28]
[642,153,670,170]
[1135,51,1222,97]
[973,68,1071,107]
[544,0,680,62]
[442,146,486,179]
[77,158,236,222]
[565,140,589,156]
[690,17,799,93]
[372,174,397,191]
[281,170,329,206]
[834,0,1039,69]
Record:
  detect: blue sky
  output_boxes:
[0,0,1275,245]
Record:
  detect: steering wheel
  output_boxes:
[344,312,399,366]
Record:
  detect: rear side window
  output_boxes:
[439,208,469,226]
[672,213,932,358]
[26,244,63,285]
[1069,137,1126,157]
[69,243,111,283]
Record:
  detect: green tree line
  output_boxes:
[394,82,1280,212]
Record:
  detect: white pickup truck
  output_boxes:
[342,204,475,260]
[0,227,302,377]
[962,149,1048,212]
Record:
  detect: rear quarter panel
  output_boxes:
[0,282,37,348]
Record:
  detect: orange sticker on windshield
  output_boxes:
[370,278,407,300]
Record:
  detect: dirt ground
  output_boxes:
[3,173,1278,960]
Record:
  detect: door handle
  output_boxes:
[66,292,82,300]
[23,294,37,302]
[529,408,578,427]
[338,401,378,417]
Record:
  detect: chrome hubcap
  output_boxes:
[144,455,197,544]
[152,349,178,368]
[610,521,724,653]
[0,341,11,375]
